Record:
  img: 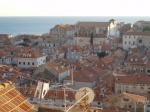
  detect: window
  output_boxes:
[30,97,33,101]
[98,102,101,105]
[129,36,130,38]
[123,98,129,102]
[32,62,34,65]
[147,70,150,73]
[129,105,132,108]
[125,41,126,44]
[133,41,135,44]
[19,62,21,65]
[99,94,104,98]
[23,62,25,65]
[28,62,30,65]
[135,58,138,61]
[118,90,121,93]
[129,41,130,44]
[131,58,133,61]
[54,92,57,96]
[134,36,135,39]
[139,39,142,43]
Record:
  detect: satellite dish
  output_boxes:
[75,87,95,105]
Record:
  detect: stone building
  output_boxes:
[123,31,150,50]
[134,20,150,29]
[17,50,46,68]
[103,92,147,112]
[114,74,150,94]
[74,19,117,46]
[50,24,74,45]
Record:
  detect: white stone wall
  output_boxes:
[59,70,70,83]
[137,36,150,48]
[14,39,24,45]
[108,22,117,37]
[115,83,150,94]
[17,56,46,68]
[123,35,139,50]
[0,58,12,64]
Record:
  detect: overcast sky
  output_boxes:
[0,0,149,16]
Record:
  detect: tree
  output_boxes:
[97,51,107,58]
[143,26,150,31]
[90,32,93,45]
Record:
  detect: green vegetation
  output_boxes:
[143,26,150,31]
[90,32,93,45]
[97,51,107,58]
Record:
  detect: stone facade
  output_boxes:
[123,32,150,50]
[74,20,117,46]
[50,24,74,45]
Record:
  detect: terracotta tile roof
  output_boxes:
[65,69,99,83]
[87,66,109,77]
[114,49,125,58]
[58,24,74,30]
[0,82,34,112]
[17,50,46,58]
[103,55,115,64]
[94,75,115,97]
[102,44,112,51]
[104,94,123,101]
[146,60,150,68]
[71,46,84,53]
[123,92,146,103]
[47,61,70,74]
[67,61,82,70]
[115,74,150,84]
[123,31,150,36]
[57,58,68,63]
[129,47,137,53]
[125,52,147,65]
[47,62,60,68]
[94,59,112,70]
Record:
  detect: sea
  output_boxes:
[0,16,150,37]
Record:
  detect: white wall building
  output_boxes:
[17,51,46,68]
[123,32,150,50]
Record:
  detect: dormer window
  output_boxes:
[27,54,31,57]
[133,68,136,71]
[23,54,26,57]
[99,94,104,98]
